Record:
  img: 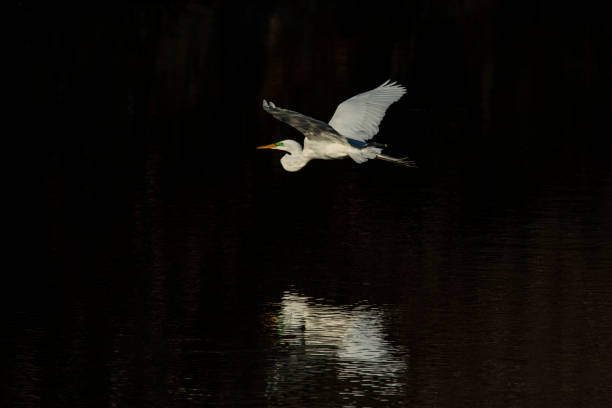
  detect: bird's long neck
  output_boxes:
[280,141,309,172]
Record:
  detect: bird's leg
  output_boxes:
[376,154,417,167]
[366,142,388,148]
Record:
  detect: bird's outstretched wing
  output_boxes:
[263,100,345,143]
[328,80,406,141]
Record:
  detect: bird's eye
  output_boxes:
[275,142,284,146]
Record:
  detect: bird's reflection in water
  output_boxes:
[265,291,407,406]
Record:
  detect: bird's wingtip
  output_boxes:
[380,79,407,91]
[262,99,277,109]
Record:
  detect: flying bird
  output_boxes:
[257,80,416,172]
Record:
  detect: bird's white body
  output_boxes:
[303,138,352,160]
[258,80,415,171]
[276,138,382,172]
[279,139,356,172]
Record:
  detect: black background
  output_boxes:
[8,1,612,407]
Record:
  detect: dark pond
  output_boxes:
[9,2,612,407]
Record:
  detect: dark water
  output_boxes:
[10,2,612,407]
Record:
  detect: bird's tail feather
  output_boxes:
[376,154,417,168]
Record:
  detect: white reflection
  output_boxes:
[266,291,407,404]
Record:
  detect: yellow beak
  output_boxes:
[256,143,277,150]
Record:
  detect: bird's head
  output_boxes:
[256,139,307,172]
[256,140,300,153]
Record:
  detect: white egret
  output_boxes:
[257,80,416,172]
